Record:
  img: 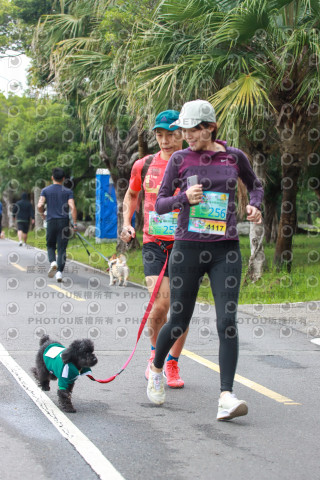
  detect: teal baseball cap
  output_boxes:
[152,110,180,131]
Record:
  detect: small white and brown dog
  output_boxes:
[108,253,129,286]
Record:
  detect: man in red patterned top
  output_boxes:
[120,110,188,388]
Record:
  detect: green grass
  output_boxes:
[5,228,320,304]
[237,235,320,304]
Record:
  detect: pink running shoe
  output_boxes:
[145,350,156,380]
[164,360,184,388]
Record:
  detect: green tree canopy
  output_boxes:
[0,94,100,202]
[0,0,57,55]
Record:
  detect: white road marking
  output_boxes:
[48,284,86,301]
[311,338,320,346]
[12,263,27,272]
[182,349,301,405]
[0,343,125,480]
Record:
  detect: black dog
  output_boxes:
[32,335,98,413]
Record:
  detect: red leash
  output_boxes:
[87,243,171,384]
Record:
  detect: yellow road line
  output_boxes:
[182,349,301,405]
[12,264,27,272]
[48,284,86,302]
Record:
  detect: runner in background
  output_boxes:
[12,193,35,246]
[120,110,188,388]
[38,168,77,283]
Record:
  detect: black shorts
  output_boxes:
[17,222,29,234]
[142,241,173,277]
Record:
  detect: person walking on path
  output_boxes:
[12,193,35,246]
[120,110,188,388]
[147,100,263,420]
[37,168,77,283]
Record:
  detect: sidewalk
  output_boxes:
[238,301,320,337]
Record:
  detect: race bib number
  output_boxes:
[188,191,229,235]
[148,211,178,236]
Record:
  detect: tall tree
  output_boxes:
[0,0,56,56]
[0,94,99,224]
[129,0,320,271]
[32,0,158,249]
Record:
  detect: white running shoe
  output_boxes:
[48,261,57,278]
[19,241,23,246]
[217,392,248,421]
[55,271,62,283]
[147,368,165,405]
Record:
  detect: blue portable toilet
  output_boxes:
[95,169,117,242]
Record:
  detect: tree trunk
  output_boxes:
[138,122,149,159]
[273,104,311,271]
[2,189,15,228]
[264,202,278,243]
[270,211,279,243]
[261,153,281,243]
[33,187,44,230]
[274,160,301,271]
[246,151,266,282]
[247,223,265,282]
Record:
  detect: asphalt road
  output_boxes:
[1,238,320,480]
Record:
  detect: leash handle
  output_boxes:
[88,249,169,384]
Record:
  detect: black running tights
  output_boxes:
[46,218,70,272]
[153,240,242,392]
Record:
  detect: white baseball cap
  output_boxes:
[170,99,216,128]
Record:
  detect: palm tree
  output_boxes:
[32,0,157,250]
[129,0,320,272]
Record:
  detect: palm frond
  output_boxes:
[208,73,274,146]
[156,0,216,22]
[210,1,270,48]
[42,14,89,39]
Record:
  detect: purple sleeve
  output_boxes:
[236,150,264,209]
[155,156,189,214]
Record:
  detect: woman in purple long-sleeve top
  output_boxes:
[146,100,264,421]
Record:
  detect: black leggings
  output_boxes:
[153,240,242,392]
[46,218,70,272]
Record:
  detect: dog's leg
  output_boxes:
[58,388,76,413]
[109,272,114,286]
[31,367,39,381]
[36,368,51,391]
[67,383,75,395]
[123,267,129,287]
